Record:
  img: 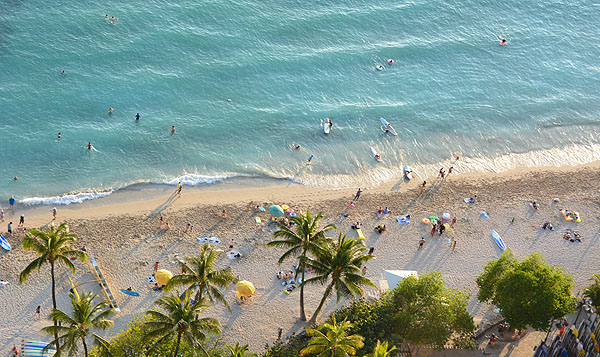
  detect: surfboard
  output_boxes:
[0,235,10,251]
[120,289,140,297]
[403,165,413,180]
[379,118,398,136]
[322,118,331,134]
[370,147,382,162]
[356,228,365,240]
[491,230,506,251]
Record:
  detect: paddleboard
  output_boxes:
[491,230,506,251]
[120,289,140,297]
[379,118,398,136]
[322,118,331,134]
[0,235,10,251]
[356,228,365,240]
[370,147,382,162]
[403,165,413,180]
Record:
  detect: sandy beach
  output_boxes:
[1,163,599,355]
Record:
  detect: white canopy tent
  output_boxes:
[380,270,418,291]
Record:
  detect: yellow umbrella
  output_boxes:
[236,280,255,298]
[155,269,173,285]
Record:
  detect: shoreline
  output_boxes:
[11,160,600,228]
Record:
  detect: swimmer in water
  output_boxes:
[13,176,18,181]
[86,142,94,150]
[171,125,176,134]
[375,154,381,161]
[108,107,113,115]
[500,38,507,45]
[376,65,384,71]
[110,16,116,24]
[387,59,394,65]
[61,70,65,76]
[135,113,141,121]
[57,132,62,140]
[105,14,108,20]
[295,145,301,150]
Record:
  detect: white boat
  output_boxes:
[370,146,382,162]
[403,165,413,180]
[380,118,398,136]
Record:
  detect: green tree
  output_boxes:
[300,316,365,356]
[41,289,113,357]
[19,222,87,350]
[165,244,237,311]
[144,291,220,357]
[476,251,577,331]
[584,274,600,311]
[391,271,475,350]
[303,233,375,325]
[225,342,257,357]
[267,208,336,321]
[365,340,396,357]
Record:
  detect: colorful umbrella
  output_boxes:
[268,205,284,217]
[236,280,255,298]
[155,269,173,285]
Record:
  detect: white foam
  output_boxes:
[154,173,231,186]
[20,190,115,206]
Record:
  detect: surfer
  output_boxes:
[375,154,381,161]
[327,118,333,129]
[135,113,141,121]
[57,132,62,140]
[376,65,384,71]
[384,123,392,133]
[108,107,113,115]
[294,145,301,150]
[86,142,94,150]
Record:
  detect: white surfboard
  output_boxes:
[491,230,506,251]
[380,118,398,136]
[0,235,10,251]
[322,118,331,134]
[403,165,413,180]
[370,147,382,162]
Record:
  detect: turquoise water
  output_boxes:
[1,0,599,204]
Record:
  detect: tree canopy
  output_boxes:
[476,251,577,331]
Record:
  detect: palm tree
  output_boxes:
[144,291,220,357]
[365,340,397,357]
[584,273,600,311]
[303,233,375,325]
[41,289,113,357]
[267,208,336,321]
[300,315,364,356]
[19,222,87,350]
[225,342,257,357]
[164,244,237,311]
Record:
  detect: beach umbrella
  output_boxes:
[236,280,255,298]
[268,205,284,217]
[155,269,173,285]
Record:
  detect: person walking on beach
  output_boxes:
[277,327,283,340]
[9,196,15,209]
[7,222,12,234]
[452,239,457,251]
[353,188,363,201]
[438,168,445,179]
[18,214,24,228]
[448,167,454,175]
[135,113,141,121]
[51,207,57,220]
[35,305,41,319]
[221,209,227,220]
[348,202,355,214]
[419,237,425,249]
[420,181,426,194]
[176,182,182,195]
[0,209,4,222]
[159,216,164,229]
[185,222,191,233]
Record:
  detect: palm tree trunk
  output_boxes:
[82,338,88,357]
[299,264,307,321]
[308,283,333,325]
[50,260,60,351]
[174,332,182,357]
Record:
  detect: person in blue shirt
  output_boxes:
[8,196,15,208]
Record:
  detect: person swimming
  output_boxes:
[376,65,384,71]
[57,132,61,140]
[171,125,176,134]
[86,142,94,150]
[387,59,394,65]
[135,113,141,121]
[108,107,113,115]
[500,38,507,45]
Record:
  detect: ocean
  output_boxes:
[1,0,599,205]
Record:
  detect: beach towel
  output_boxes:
[197,237,221,244]
[396,216,410,225]
[147,276,156,283]
[258,206,266,212]
[255,217,261,224]
[226,250,241,260]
